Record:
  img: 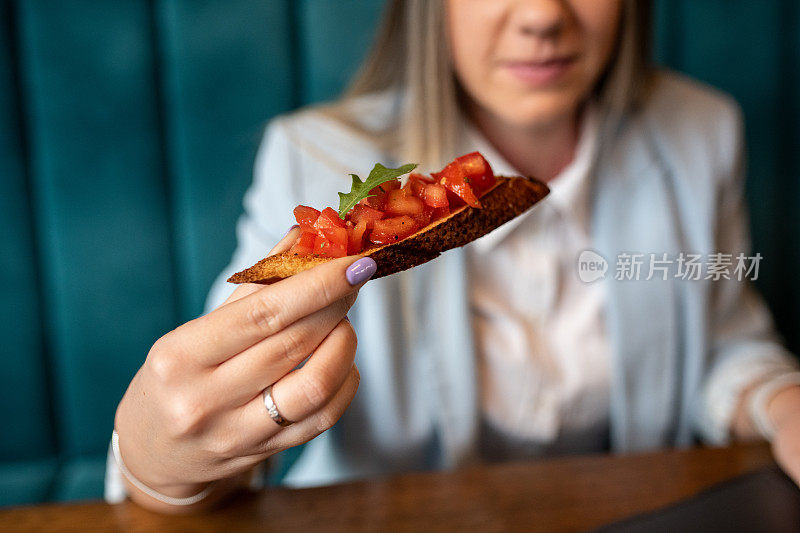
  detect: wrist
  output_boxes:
[112,429,215,505]
[124,472,247,515]
[135,479,212,499]
[113,400,209,500]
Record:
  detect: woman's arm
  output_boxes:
[696,100,799,445]
[699,101,800,486]
[109,116,371,513]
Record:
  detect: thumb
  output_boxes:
[223,225,302,305]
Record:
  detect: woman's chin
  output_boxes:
[491,97,581,131]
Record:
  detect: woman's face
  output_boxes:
[446,0,621,129]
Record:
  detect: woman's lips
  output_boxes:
[502,57,577,85]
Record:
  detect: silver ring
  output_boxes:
[263,385,293,427]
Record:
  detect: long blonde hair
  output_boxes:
[328,0,652,170]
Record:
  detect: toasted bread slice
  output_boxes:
[228,175,549,284]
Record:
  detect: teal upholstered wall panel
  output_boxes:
[16,0,177,456]
[0,459,58,506]
[297,0,386,105]
[0,0,53,461]
[155,0,296,321]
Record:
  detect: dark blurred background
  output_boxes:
[0,0,798,507]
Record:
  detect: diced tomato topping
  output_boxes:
[378,179,402,192]
[312,234,327,255]
[412,205,433,228]
[348,204,384,228]
[293,205,321,232]
[382,179,401,191]
[313,232,346,258]
[289,153,495,257]
[419,183,449,208]
[433,162,482,208]
[431,205,450,220]
[347,219,369,254]
[369,216,418,245]
[405,173,435,196]
[313,207,346,238]
[455,152,496,195]
[322,207,346,226]
[321,226,347,247]
[361,179,401,210]
[289,230,316,255]
[444,188,464,207]
[384,188,424,216]
[323,227,348,257]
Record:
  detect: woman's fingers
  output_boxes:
[266,319,358,422]
[260,364,360,453]
[211,319,358,452]
[220,226,302,307]
[218,365,360,469]
[212,293,358,407]
[178,255,374,367]
[271,226,302,255]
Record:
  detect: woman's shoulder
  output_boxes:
[263,90,401,171]
[641,69,743,159]
[647,69,741,119]
[628,70,744,195]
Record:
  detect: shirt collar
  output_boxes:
[464,103,600,253]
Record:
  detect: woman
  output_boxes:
[108,0,800,513]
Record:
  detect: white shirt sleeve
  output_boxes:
[104,439,126,503]
[700,322,799,445]
[697,104,799,444]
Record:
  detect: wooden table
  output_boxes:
[0,442,775,532]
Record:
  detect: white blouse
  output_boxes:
[466,108,612,454]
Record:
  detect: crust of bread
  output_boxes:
[228,175,549,284]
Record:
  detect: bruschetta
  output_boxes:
[228,152,549,284]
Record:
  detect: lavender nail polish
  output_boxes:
[283,225,299,239]
[346,257,377,286]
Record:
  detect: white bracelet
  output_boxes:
[747,372,800,441]
[111,430,215,506]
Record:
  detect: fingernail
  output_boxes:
[346,257,377,286]
[283,225,299,239]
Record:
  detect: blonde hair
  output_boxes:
[330,0,651,170]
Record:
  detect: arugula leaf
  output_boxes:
[337,162,417,219]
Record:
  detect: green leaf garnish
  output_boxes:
[337,162,418,219]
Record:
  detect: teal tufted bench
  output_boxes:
[1,0,798,506]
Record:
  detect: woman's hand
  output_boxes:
[113,227,375,512]
[768,386,800,486]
